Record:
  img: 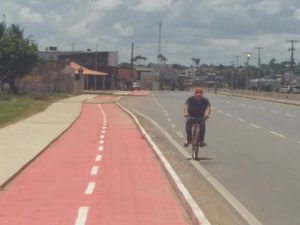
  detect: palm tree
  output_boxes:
[158,54,168,64]
[7,24,24,38]
[191,58,201,67]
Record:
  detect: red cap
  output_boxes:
[194,88,203,96]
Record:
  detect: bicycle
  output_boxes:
[186,116,202,160]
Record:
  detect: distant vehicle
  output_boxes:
[279,85,291,93]
[132,81,141,91]
[292,86,300,93]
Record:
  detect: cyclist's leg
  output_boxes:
[185,118,193,143]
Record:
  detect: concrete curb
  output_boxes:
[116,102,211,225]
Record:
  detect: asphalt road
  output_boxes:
[119,91,300,225]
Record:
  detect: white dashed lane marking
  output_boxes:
[98,146,104,151]
[90,166,99,175]
[285,113,295,118]
[85,182,96,195]
[270,131,285,138]
[95,155,102,162]
[270,110,279,114]
[251,124,261,129]
[75,207,89,225]
[171,123,176,128]
[226,113,233,117]
[237,118,245,122]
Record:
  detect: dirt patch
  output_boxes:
[136,114,243,225]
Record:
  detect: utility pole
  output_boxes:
[157,22,162,64]
[255,47,263,90]
[234,56,240,69]
[230,61,235,89]
[234,56,241,89]
[131,42,134,78]
[287,40,299,72]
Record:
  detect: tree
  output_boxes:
[0,23,38,93]
[191,58,200,67]
[157,54,167,64]
[132,55,147,65]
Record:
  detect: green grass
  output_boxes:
[0,93,68,128]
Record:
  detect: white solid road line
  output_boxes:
[95,155,102,162]
[90,166,99,175]
[75,207,89,225]
[270,131,286,138]
[251,124,261,129]
[237,118,245,122]
[85,182,96,195]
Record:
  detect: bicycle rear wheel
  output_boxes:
[192,126,200,160]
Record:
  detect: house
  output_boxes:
[39,49,118,90]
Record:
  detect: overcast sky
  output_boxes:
[2,0,300,66]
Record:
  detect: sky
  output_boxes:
[2,0,300,66]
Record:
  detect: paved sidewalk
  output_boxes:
[0,94,97,187]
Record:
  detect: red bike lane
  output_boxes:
[0,99,191,225]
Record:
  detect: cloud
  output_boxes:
[19,6,43,23]
[2,0,300,65]
[114,23,135,37]
[127,0,175,12]
[88,0,122,10]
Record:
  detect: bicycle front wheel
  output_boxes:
[192,126,200,160]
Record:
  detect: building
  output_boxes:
[39,50,118,90]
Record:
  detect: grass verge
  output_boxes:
[0,93,69,128]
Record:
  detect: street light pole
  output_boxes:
[245,52,252,90]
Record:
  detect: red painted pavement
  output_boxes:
[129,90,150,96]
[0,98,190,225]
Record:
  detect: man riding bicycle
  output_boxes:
[184,88,211,147]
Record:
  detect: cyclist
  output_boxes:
[184,87,211,147]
